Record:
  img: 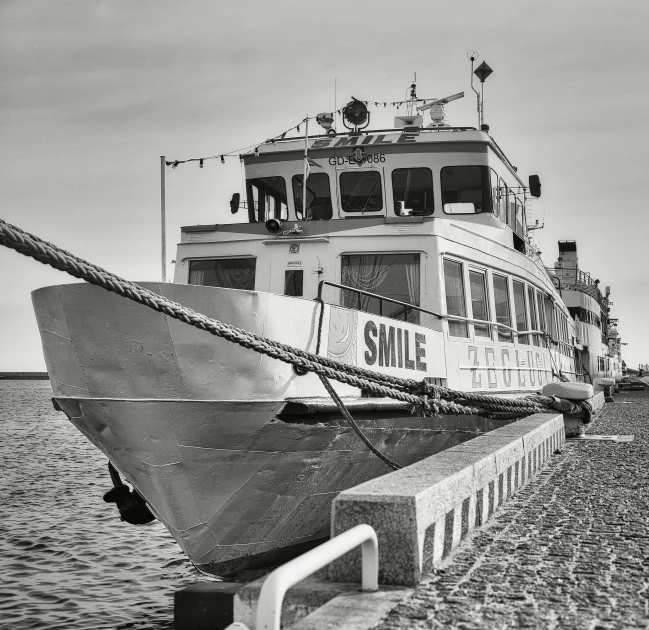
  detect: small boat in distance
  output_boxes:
[32,58,618,576]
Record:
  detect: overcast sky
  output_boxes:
[1,0,648,371]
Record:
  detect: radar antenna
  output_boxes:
[416,91,464,126]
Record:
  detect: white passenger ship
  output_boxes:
[549,240,623,381]
[32,66,593,576]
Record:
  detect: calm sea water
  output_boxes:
[0,380,210,630]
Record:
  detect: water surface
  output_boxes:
[0,380,207,629]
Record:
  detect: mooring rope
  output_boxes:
[318,374,402,470]
[0,216,581,421]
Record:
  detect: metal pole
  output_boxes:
[334,78,337,132]
[302,117,309,219]
[160,156,166,282]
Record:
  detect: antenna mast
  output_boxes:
[406,73,417,116]
[468,50,480,128]
[467,50,493,130]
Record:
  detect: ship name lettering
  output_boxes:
[502,349,512,387]
[485,347,497,388]
[363,320,426,371]
[468,345,482,388]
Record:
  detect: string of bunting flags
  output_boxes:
[164,98,428,169]
[164,115,314,169]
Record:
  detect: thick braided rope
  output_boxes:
[0,217,571,418]
[1,218,562,419]
[1,218,488,416]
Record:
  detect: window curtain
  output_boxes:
[213,265,255,289]
[341,254,420,322]
[188,259,255,290]
[188,267,205,285]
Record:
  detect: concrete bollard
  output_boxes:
[174,582,245,630]
[593,378,616,403]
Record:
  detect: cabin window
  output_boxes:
[493,274,512,342]
[527,285,539,346]
[341,253,420,323]
[469,269,491,338]
[284,270,304,297]
[441,166,489,214]
[292,173,333,220]
[188,257,256,290]
[246,177,288,223]
[544,297,554,337]
[512,280,529,344]
[443,259,468,337]
[391,168,434,216]
[340,171,383,212]
[536,290,546,340]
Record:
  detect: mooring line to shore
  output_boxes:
[0,216,577,422]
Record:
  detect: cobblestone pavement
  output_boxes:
[377,389,649,630]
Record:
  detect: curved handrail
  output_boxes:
[255,524,379,630]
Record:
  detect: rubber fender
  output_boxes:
[542,382,594,401]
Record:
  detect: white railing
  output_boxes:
[247,524,379,630]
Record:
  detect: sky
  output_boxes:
[1,0,648,371]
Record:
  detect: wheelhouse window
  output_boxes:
[512,280,529,344]
[340,171,383,212]
[441,166,490,214]
[493,274,512,342]
[507,193,517,230]
[515,197,525,236]
[491,170,507,224]
[469,269,491,338]
[341,253,420,323]
[443,259,468,337]
[292,173,333,220]
[188,257,256,290]
[246,177,288,223]
[391,168,434,216]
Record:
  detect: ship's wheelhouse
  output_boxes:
[242,129,531,250]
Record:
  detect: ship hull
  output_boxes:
[53,395,487,575]
[33,282,474,574]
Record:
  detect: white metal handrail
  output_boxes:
[255,524,378,630]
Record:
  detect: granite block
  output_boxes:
[330,413,562,586]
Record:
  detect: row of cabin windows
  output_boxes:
[186,254,421,322]
[186,254,573,355]
[443,258,574,356]
[246,165,517,222]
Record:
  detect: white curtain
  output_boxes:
[341,254,420,322]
